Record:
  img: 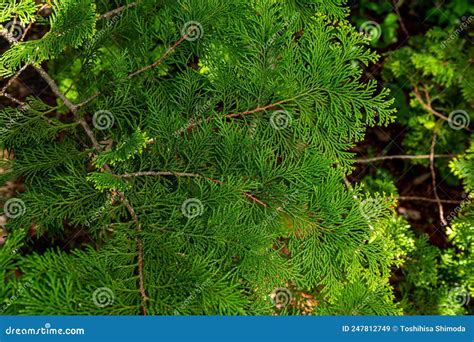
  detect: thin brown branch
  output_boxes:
[128,35,189,78]
[225,100,287,119]
[243,192,268,207]
[120,171,204,179]
[422,87,431,104]
[397,196,460,205]
[1,64,28,93]
[34,66,77,110]
[178,98,293,136]
[355,154,451,163]
[391,0,409,37]
[4,3,50,43]
[429,132,447,225]
[78,118,103,151]
[413,86,472,132]
[0,28,16,44]
[0,92,24,106]
[413,86,448,121]
[20,21,33,42]
[75,92,100,109]
[35,67,103,153]
[98,2,138,20]
[116,191,148,315]
[177,117,212,136]
[342,176,352,190]
[37,3,51,14]
[119,170,268,207]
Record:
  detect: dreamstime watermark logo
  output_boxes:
[447,287,470,307]
[270,288,292,309]
[441,16,473,49]
[359,21,382,42]
[3,198,26,219]
[1,114,21,135]
[359,198,382,223]
[181,198,204,219]
[0,280,32,313]
[264,14,298,48]
[354,286,376,315]
[181,21,204,41]
[270,110,292,130]
[1,100,31,131]
[1,100,42,143]
[349,282,385,315]
[5,323,85,336]
[443,192,472,226]
[85,195,113,227]
[92,287,115,308]
[2,21,25,42]
[448,110,470,130]
[92,110,115,130]
[174,100,212,137]
[173,279,212,314]
[84,13,122,50]
[261,191,299,227]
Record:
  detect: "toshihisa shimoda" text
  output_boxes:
[400,325,466,333]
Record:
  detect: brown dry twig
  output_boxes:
[355,154,451,163]
[429,131,447,225]
[0,64,29,106]
[98,2,138,20]
[178,98,294,136]
[397,196,460,205]
[391,0,409,38]
[128,34,189,78]
[413,86,472,132]
[119,171,269,208]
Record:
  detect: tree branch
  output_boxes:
[391,0,409,38]
[98,2,138,20]
[413,86,472,132]
[0,61,28,107]
[224,100,287,119]
[116,191,148,314]
[429,131,447,225]
[128,34,189,78]
[120,171,206,179]
[397,196,460,204]
[355,154,451,163]
[1,64,28,93]
[177,98,294,136]
[119,170,268,207]
[34,66,77,110]
[0,92,24,106]
[75,93,100,109]
[0,28,17,44]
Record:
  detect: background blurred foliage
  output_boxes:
[352,0,473,315]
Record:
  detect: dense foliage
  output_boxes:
[0,0,471,315]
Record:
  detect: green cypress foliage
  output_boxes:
[0,0,403,315]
